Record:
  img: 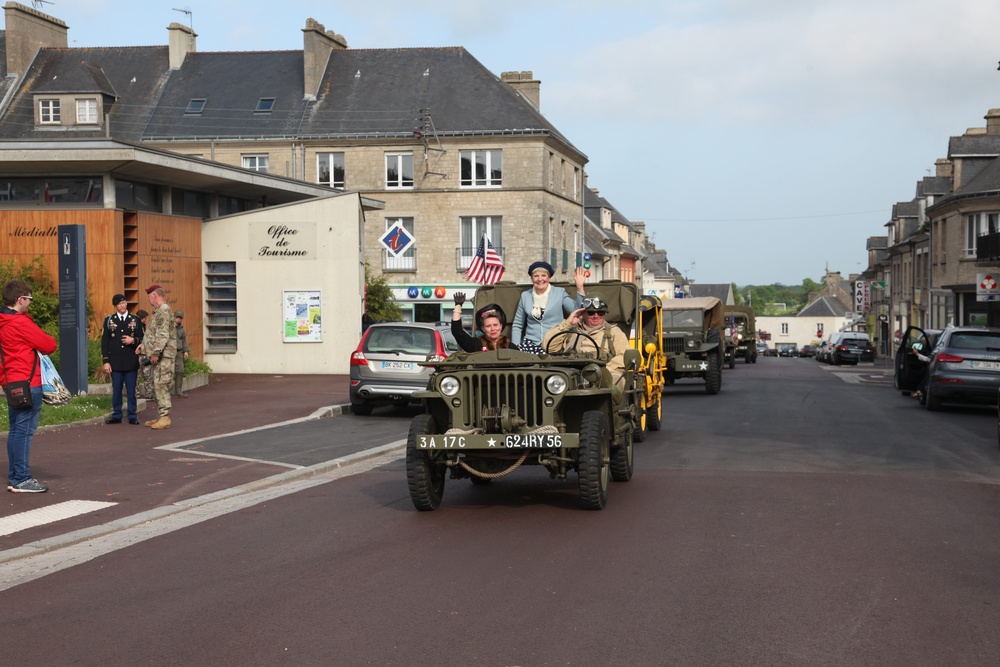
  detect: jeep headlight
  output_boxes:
[546,374,567,395]
[686,338,699,349]
[440,376,460,396]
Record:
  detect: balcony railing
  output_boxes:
[456,246,505,272]
[977,232,1000,262]
[383,252,416,272]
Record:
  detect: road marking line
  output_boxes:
[0,501,117,537]
[0,441,404,590]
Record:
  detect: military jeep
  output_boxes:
[724,305,758,364]
[660,296,725,394]
[406,279,644,511]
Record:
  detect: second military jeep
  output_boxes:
[406,280,644,511]
[660,296,725,394]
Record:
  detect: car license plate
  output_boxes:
[381,361,414,370]
[971,360,1000,370]
[504,434,562,448]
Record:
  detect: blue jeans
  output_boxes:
[7,385,43,484]
[111,369,138,420]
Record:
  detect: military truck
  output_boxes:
[724,305,758,364]
[632,294,667,439]
[660,296,725,394]
[406,279,644,511]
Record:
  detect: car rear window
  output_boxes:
[842,338,868,346]
[949,332,1000,350]
[365,327,438,355]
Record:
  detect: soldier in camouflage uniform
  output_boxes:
[141,285,176,429]
[135,310,154,400]
[172,309,190,398]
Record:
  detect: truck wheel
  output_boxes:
[610,425,634,482]
[646,395,662,431]
[705,355,722,395]
[745,351,754,364]
[728,353,736,369]
[406,414,445,511]
[578,410,609,510]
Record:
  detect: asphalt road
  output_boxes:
[2,357,999,666]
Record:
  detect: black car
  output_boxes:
[776,343,798,357]
[830,336,874,365]
[895,326,1000,410]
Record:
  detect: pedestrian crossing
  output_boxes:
[0,500,117,537]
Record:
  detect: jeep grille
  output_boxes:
[662,337,686,355]
[452,371,546,430]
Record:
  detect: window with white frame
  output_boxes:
[76,98,98,124]
[242,154,269,173]
[965,212,999,257]
[385,153,414,188]
[816,323,824,337]
[781,323,789,335]
[317,153,345,188]
[459,149,502,187]
[384,217,416,271]
[39,99,60,124]
[460,216,503,269]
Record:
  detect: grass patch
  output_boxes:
[0,395,113,431]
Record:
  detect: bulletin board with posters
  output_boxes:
[283,290,322,343]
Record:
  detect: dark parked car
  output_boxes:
[349,322,460,415]
[799,344,817,358]
[895,326,1000,411]
[756,342,769,358]
[830,335,874,365]
[776,343,798,357]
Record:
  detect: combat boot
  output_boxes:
[150,416,171,430]
[144,417,160,426]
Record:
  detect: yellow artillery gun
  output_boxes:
[631,294,667,440]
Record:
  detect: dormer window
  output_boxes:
[255,98,275,113]
[76,98,98,124]
[39,99,60,124]
[185,98,206,114]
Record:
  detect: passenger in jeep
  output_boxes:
[451,293,519,352]
[542,296,629,390]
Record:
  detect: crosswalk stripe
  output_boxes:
[0,501,117,537]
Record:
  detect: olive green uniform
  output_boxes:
[145,301,177,417]
[174,321,189,396]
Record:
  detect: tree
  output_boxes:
[364,263,402,323]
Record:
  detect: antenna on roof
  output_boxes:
[31,0,54,9]
[172,7,193,31]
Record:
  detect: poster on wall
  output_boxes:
[283,290,322,342]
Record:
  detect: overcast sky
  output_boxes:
[50,0,1000,286]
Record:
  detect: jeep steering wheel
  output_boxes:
[544,329,601,357]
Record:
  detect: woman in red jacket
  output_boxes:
[0,279,57,493]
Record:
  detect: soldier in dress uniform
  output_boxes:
[101,294,144,425]
[172,310,190,398]
[139,284,176,430]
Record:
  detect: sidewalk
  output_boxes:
[0,374,352,552]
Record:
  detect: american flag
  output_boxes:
[464,234,505,285]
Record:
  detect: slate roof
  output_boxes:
[0,46,170,141]
[798,295,851,318]
[891,200,919,219]
[0,41,582,154]
[916,176,951,198]
[688,283,732,303]
[142,47,579,149]
[949,134,1000,156]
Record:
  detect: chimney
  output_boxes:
[303,18,347,101]
[986,109,1000,136]
[501,71,540,111]
[935,158,953,179]
[4,1,68,77]
[167,22,196,69]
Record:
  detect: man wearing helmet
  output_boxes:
[542,296,629,391]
